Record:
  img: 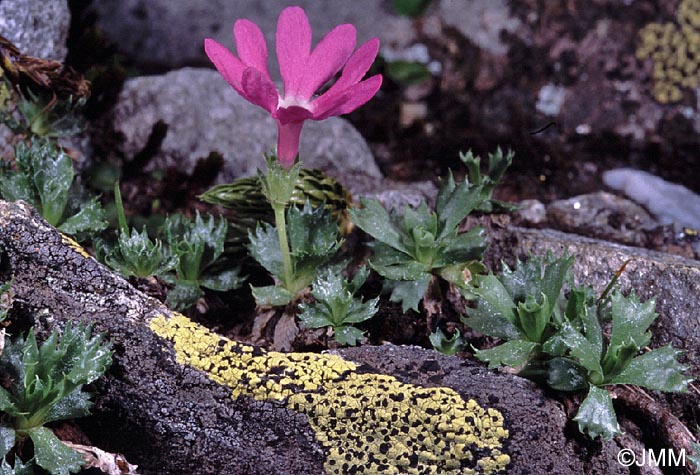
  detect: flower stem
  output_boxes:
[272,201,293,288]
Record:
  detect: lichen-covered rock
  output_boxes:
[95,68,382,186]
[0,0,70,60]
[0,199,633,474]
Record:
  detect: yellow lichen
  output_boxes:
[60,233,91,259]
[637,0,700,103]
[149,313,511,474]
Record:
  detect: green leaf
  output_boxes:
[371,259,430,281]
[333,326,366,346]
[475,340,539,369]
[247,223,283,278]
[540,255,574,313]
[429,328,465,356]
[0,387,16,414]
[286,202,341,258]
[32,146,73,227]
[607,291,657,353]
[349,266,370,294]
[0,426,15,459]
[1,457,34,475]
[251,285,293,307]
[350,198,408,254]
[27,427,84,475]
[573,385,621,441]
[517,294,550,343]
[298,305,334,329]
[543,323,603,380]
[0,172,35,205]
[607,345,691,392]
[43,389,92,424]
[386,277,430,313]
[545,357,589,391]
[462,274,521,340]
[58,197,107,235]
[200,267,246,292]
[166,280,203,310]
[435,182,484,241]
[435,227,486,267]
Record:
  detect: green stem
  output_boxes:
[272,202,293,288]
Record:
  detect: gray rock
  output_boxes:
[0,0,70,60]
[547,191,658,245]
[102,68,381,183]
[90,0,414,73]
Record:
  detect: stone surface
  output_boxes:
[0,0,70,60]
[89,0,414,73]
[547,191,657,245]
[0,199,638,475]
[97,68,382,184]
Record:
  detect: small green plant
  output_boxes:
[350,174,487,312]
[0,322,112,474]
[95,183,176,279]
[163,212,245,310]
[298,267,379,345]
[463,255,692,440]
[460,148,518,213]
[0,138,107,235]
[385,61,432,85]
[429,328,465,355]
[248,201,343,307]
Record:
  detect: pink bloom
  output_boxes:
[205,6,382,168]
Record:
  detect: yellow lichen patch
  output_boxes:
[150,313,510,474]
[60,233,91,259]
[637,0,700,103]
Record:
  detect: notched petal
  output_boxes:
[234,19,271,79]
[204,38,246,92]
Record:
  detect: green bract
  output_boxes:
[463,255,692,441]
[350,173,487,312]
[0,322,112,474]
[249,202,343,307]
[0,138,106,235]
[298,267,378,346]
[164,212,245,310]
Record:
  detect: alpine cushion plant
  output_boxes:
[204,5,382,166]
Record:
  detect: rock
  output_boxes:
[98,68,382,184]
[89,0,414,73]
[547,191,657,245]
[0,199,635,475]
[0,0,70,60]
[603,168,700,230]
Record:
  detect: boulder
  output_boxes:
[96,68,382,186]
[0,0,70,60]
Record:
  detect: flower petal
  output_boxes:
[277,121,304,167]
[234,19,271,80]
[313,74,382,120]
[274,105,314,125]
[330,38,380,93]
[276,6,311,98]
[297,24,356,99]
[204,38,246,92]
[241,68,279,113]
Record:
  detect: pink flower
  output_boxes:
[205,6,382,168]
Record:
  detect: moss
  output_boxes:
[150,313,511,474]
[637,0,700,103]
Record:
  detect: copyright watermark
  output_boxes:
[617,448,686,468]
